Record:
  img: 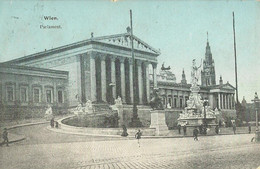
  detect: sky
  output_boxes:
[0,0,259,102]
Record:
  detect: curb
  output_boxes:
[1,121,50,145]
[7,121,49,130]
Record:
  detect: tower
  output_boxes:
[201,32,216,86]
[181,69,187,84]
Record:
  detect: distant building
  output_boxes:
[153,36,236,116]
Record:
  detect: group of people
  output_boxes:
[50,118,59,129]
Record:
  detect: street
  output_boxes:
[0,124,260,169]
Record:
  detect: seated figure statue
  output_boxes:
[150,89,164,110]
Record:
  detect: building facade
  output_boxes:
[0,64,68,119]
[154,37,236,116]
[4,30,160,108]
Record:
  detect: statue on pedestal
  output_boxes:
[150,89,164,110]
[191,59,201,87]
[115,96,123,105]
[45,104,53,120]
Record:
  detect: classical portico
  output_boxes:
[84,51,157,105]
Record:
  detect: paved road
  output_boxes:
[1,124,260,169]
[10,124,132,145]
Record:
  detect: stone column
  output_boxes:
[100,56,107,102]
[145,62,150,103]
[218,93,221,109]
[129,60,134,104]
[227,94,230,109]
[225,94,227,109]
[120,58,126,103]
[110,57,116,101]
[152,63,157,88]
[137,60,143,104]
[90,55,96,101]
[221,93,224,109]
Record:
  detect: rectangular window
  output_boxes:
[34,88,40,103]
[7,86,14,101]
[20,87,27,102]
[180,98,183,108]
[46,90,52,103]
[58,91,63,103]
[174,97,177,108]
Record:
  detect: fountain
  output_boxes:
[178,59,217,128]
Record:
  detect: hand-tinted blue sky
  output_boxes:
[0,0,259,102]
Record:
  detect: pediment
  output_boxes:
[92,33,160,55]
[221,83,235,90]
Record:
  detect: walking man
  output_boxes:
[248,123,251,134]
[1,128,9,147]
[215,125,219,135]
[50,118,55,128]
[135,129,142,147]
[193,127,199,141]
[233,123,236,134]
[183,124,187,136]
[177,124,181,134]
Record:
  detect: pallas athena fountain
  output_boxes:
[178,59,218,128]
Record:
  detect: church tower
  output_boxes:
[201,32,216,86]
[181,69,187,84]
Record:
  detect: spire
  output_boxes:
[207,31,209,44]
[219,75,223,85]
[181,68,187,84]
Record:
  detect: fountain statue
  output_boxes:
[178,59,217,128]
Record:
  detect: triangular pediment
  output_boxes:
[91,33,160,55]
[221,83,236,90]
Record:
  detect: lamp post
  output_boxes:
[203,99,208,135]
[251,92,260,142]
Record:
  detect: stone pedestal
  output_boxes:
[111,102,124,127]
[150,110,169,136]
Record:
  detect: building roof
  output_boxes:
[4,32,160,65]
[0,63,69,77]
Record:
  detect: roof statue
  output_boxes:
[191,59,202,87]
[161,62,171,71]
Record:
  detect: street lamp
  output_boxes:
[251,92,260,142]
[203,99,208,135]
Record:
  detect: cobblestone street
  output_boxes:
[0,124,260,169]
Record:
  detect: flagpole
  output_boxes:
[129,9,142,127]
[233,12,239,104]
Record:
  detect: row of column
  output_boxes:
[89,54,157,105]
[218,93,235,109]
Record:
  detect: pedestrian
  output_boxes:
[135,129,142,147]
[55,121,59,128]
[50,118,55,128]
[177,124,181,134]
[199,124,203,134]
[183,125,187,136]
[233,123,236,134]
[215,125,219,135]
[1,128,9,147]
[193,127,199,141]
[121,125,128,137]
[248,123,251,134]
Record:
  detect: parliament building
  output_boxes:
[0,30,236,122]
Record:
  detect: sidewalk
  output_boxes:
[0,132,25,146]
[0,115,69,145]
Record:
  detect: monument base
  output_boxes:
[150,110,169,136]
